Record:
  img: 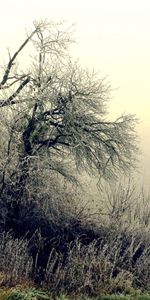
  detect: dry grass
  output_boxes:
[0,232,33,287]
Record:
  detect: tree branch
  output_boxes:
[0,28,38,88]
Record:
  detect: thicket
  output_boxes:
[0,181,149,296]
[0,21,149,297]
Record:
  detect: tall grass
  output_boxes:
[0,232,33,286]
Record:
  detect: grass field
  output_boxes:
[0,288,150,300]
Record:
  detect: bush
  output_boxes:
[0,179,150,296]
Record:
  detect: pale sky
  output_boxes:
[0,0,150,184]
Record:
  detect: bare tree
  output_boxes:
[0,20,138,205]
